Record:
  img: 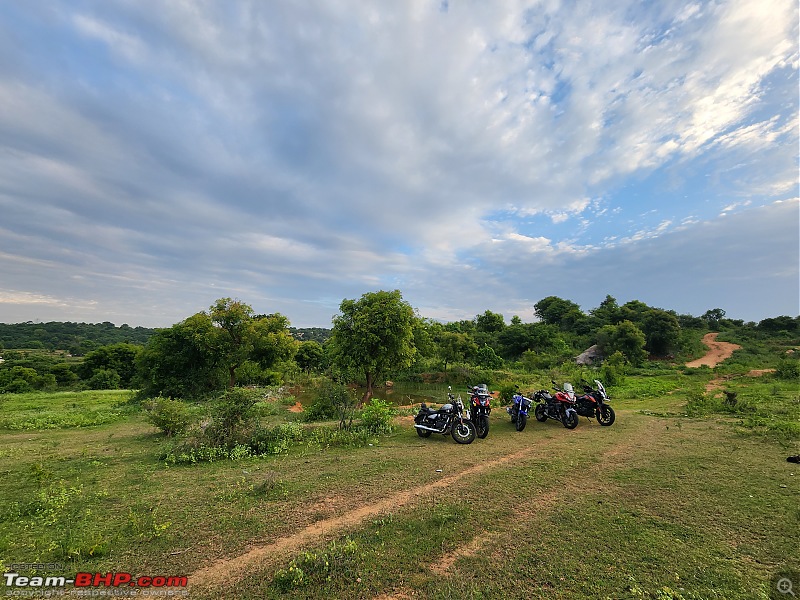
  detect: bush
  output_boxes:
[775,358,800,380]
[203,387,261,447]
[87,369,121,390]
[358,398,396,434]
[144,397,192,436]
[303,379,356,428]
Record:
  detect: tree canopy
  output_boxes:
[329,290,417,404]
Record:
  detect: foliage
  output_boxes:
[775,357,800,380]
[0,321,154,353]
[87,368,121,390]
[596,320,648,366]
[475,344,503,369]
[329,290,417,404]
[358,398,396,434]
[135,299,295,399]
[78,343,141,388]
[303,379,357,429]
[295,340,325,374]
[143,396,193,436]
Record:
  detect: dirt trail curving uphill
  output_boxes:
[685,332,741,368]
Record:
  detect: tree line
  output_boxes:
[0,292,797,397]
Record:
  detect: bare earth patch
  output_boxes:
[685,332,741,368]
[287,401,304,413]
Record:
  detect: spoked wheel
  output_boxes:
[476,415,490,439]
[534,404,547,422]
[564,412,579,429]
[451,420,476,444]
[515,413,527,432]
[416,427,432,438]
[597,406,616,426]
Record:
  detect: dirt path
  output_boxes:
[189,445,537,589]
[189,415,661,594]
[685,332,741,368]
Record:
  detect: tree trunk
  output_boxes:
[361,371,374,406]
[228,366,236,389]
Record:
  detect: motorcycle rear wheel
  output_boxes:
[516,413,527,432]
[476,415,489,439]
[597,406,616,426]
[534,404,547,422]
[451,420,476,444]
[416,427,432,438]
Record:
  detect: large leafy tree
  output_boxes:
[137,298,295,398]
[642,309,681,356]
[78,342,142,388]
[534,296,587,333]
[329,290,416,405]
[596,320,648,366]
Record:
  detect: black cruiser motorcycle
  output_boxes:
[414,387,477,444]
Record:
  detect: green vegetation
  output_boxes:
[0,293,797,597]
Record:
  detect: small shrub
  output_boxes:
[776,358,800,380]
[358,398,396,434]
[144,397,192,436]
[87,368,121,390]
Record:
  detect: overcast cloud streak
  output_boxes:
[0,1,797,327]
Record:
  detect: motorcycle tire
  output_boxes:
[516,413,527,432]
[564,412,579,429]
[476,415,489,439]
[597,406,616,426]
[534,404,547,422]
[451,420,476,444]
[416,427,432,438]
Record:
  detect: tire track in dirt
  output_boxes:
[686,332,741,368]
[425,415,662,579]
[189,443,541,589]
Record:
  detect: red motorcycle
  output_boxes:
[575,379,616,426]
[533,381,579,429]
[467,384,492,439]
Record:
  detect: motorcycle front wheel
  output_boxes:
[564,412,579,429]
[451,420,476,444]
[516,413,527,432]
[476,415,490,439]
[597,406,616,426]
[534,404,547,422]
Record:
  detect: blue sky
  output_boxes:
[0,0,797,328]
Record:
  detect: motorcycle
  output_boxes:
[575,379,615,426]
[506,386,533,431]
[532,381,579,429]
[414,386,477,444]
[467,384,492,438]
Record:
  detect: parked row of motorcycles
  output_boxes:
[414,380,615,444]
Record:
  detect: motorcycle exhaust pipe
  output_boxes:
[414,424,444,432]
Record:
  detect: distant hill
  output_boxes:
[0,321,156,355]
[290,327,331,343]
[0,321,331,354]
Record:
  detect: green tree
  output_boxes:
[296,340,324,373]
[329,290,416,405]
[596,320,647,366]
[534,296,587,332]
[476,310,505,333]
[136,299,294,399]
[79,343,142,388]
[437,331,477,371]
[642,309,681,356]
[701,308,726,330]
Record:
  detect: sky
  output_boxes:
[0,0,798,329]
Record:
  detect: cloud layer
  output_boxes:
[0,1,797,326]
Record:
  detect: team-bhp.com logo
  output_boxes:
[4,571,188,595]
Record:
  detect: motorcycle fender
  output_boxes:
[565,407,577,417]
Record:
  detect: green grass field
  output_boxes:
[0,367,797,599]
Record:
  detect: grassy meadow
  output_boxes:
[0,356,798,599]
